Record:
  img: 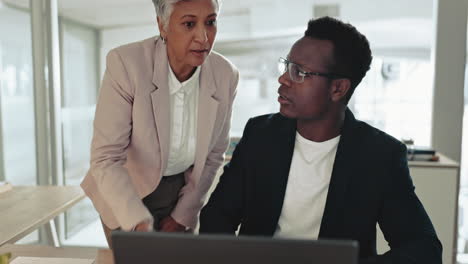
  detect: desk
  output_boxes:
[0,244,113,264]
[0,186,85,247]
[96,249,114,264]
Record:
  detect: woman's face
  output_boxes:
[159,0,217,78]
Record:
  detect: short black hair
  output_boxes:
[305,16,372,103]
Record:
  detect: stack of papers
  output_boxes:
[407,146,438,161]
[10,257,94,264]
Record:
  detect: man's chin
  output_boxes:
[279,108,295,119]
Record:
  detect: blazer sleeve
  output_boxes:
[171,68,240,229]
[360,144,442,264]
[88,49,153,231]
[199,116,255,234]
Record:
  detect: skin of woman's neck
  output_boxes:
[167,50,197,82]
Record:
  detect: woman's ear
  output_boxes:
[157,17,167,39]
[330,78,351,103]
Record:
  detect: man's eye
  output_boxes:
[292,66,301,76]
[297,69,307,76]
[293,65,307,76]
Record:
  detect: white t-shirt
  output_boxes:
[275,132,340,239]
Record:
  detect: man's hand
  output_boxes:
[134,220,153,232]
[159,216,186,232]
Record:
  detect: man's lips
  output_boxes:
[278,93,291,104]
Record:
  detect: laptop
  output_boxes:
[112,231,359,264]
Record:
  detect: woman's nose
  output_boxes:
[195,26,208,43]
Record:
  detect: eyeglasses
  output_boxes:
[278,57,345,83]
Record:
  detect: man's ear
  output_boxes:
[330,78,351,103]
[157,17,167,39]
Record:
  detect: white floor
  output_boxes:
[63,219,108,248]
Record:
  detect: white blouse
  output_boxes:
[163,65,200,176]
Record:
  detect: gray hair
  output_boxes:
[152,0,221,30]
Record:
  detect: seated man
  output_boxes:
[200,16,442,264]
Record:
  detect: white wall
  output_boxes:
[431,0,467,161]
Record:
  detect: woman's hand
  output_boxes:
[159,216,186,232]
[134,220,153,232]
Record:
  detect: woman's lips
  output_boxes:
[191,49,208,57]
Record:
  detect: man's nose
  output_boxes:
[278,71,292,86]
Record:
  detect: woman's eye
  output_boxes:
[206,19,217,26]
[184,21,195,28]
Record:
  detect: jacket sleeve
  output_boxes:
[88,49,152,231]
[199,116,256,234]
[171,68,239,229]
[360,144,442,264]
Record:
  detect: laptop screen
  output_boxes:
[112,231,358,264]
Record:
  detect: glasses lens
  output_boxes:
[289,63,302,82]
[278,58,303,83]
[278,58,287,74]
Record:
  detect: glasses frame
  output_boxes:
[278,57,347,83]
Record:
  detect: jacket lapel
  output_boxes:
[319,108,357,238]
[267,117,297,234]
[151,39,171,176]
[191,57,219,181]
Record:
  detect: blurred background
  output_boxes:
[1,0,467,263]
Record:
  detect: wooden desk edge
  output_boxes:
[0,186,86,246]
[0,244,100,261]
[97,249,114,264]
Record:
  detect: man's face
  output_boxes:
[277,37,335,121]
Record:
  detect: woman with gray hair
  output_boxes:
[81,0,238,248]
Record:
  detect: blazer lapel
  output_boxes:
[266,117,297,234]
[191,58,220,181]
[319,108,357,238]
[151,39,171,176]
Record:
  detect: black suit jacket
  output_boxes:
[200,109,442,264]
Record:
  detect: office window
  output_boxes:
[60,19,99,240]
[350,57,433,146]
[0,2,36,185]
[215,1,434,146]
[0,0,38,244]
[217,51,433,149]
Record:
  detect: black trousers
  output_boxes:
[142,172,185,230]
[101,172,185,248]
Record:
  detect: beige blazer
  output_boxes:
[81,37,239,230]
